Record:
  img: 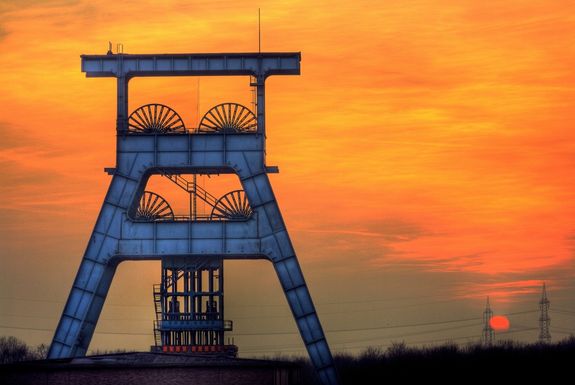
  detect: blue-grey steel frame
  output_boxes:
[48,52,338,385]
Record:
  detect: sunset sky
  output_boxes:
[1,0,574,356]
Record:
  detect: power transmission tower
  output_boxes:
[482,296,494,346]
[538,282,551,343]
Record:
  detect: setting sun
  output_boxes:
[490,316,510,332]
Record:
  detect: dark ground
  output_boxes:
[289,337,575,384]
[1,337,574,384]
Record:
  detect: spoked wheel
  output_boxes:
[135,191,175,221]
[198,103,257,133]
[128,104,186,133]
[210,190,252,220]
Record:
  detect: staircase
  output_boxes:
[161,172,219,207]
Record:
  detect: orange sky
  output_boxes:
[1,0,574,355]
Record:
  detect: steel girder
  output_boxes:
[81,52,301,78]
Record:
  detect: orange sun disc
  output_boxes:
[490,315,510,331]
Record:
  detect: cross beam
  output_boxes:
[81,52,301,78]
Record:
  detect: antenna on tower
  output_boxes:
[538,282,551,343]
[258,8,261,53]
[196,78,200,126]
[482,296,494,346]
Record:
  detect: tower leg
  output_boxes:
[48,261,118,358]
[48,174,135,358]
[241,172,339,385]
[273,257,339,385]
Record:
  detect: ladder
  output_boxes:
[153,284,163,346]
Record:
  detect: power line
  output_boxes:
[506,310,539,316]
[1,323,565,355]
[0,293,454,309]
[329,317,483,333]
[553,330,574,336]
[0,299,466,320]
[374,327,541,350]
[0,315,483,337]
[0,289,475,309]
[0,308,539,338]
[231,316,484,336]
[0,322,484,353]
[241,332,485,354]
[0,296,149,308]
[0,294,548,319]
[553,308,575,316]
[407,333,481,346]
[501,327,539,334]
[324,324,483,350]
[239,322,483,352]
[0,313,153,322]
[235,297,468,318]
[0,308,538,324]
[239,324,542,353]
[553,306,575,313]
[241,326,542,355]
[552,327,574,334]
[0,324,151,336]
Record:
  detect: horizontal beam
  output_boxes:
[81,52,301,78]
[158,319,227,331]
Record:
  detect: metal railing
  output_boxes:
[131,214,251,222]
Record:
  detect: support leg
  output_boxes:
[49,174,136,358]
[273,256,339,385]
[48,261,118,358]
[241,172,339,385]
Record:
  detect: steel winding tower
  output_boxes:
[48,51,339,385]
[538,282,551,343]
